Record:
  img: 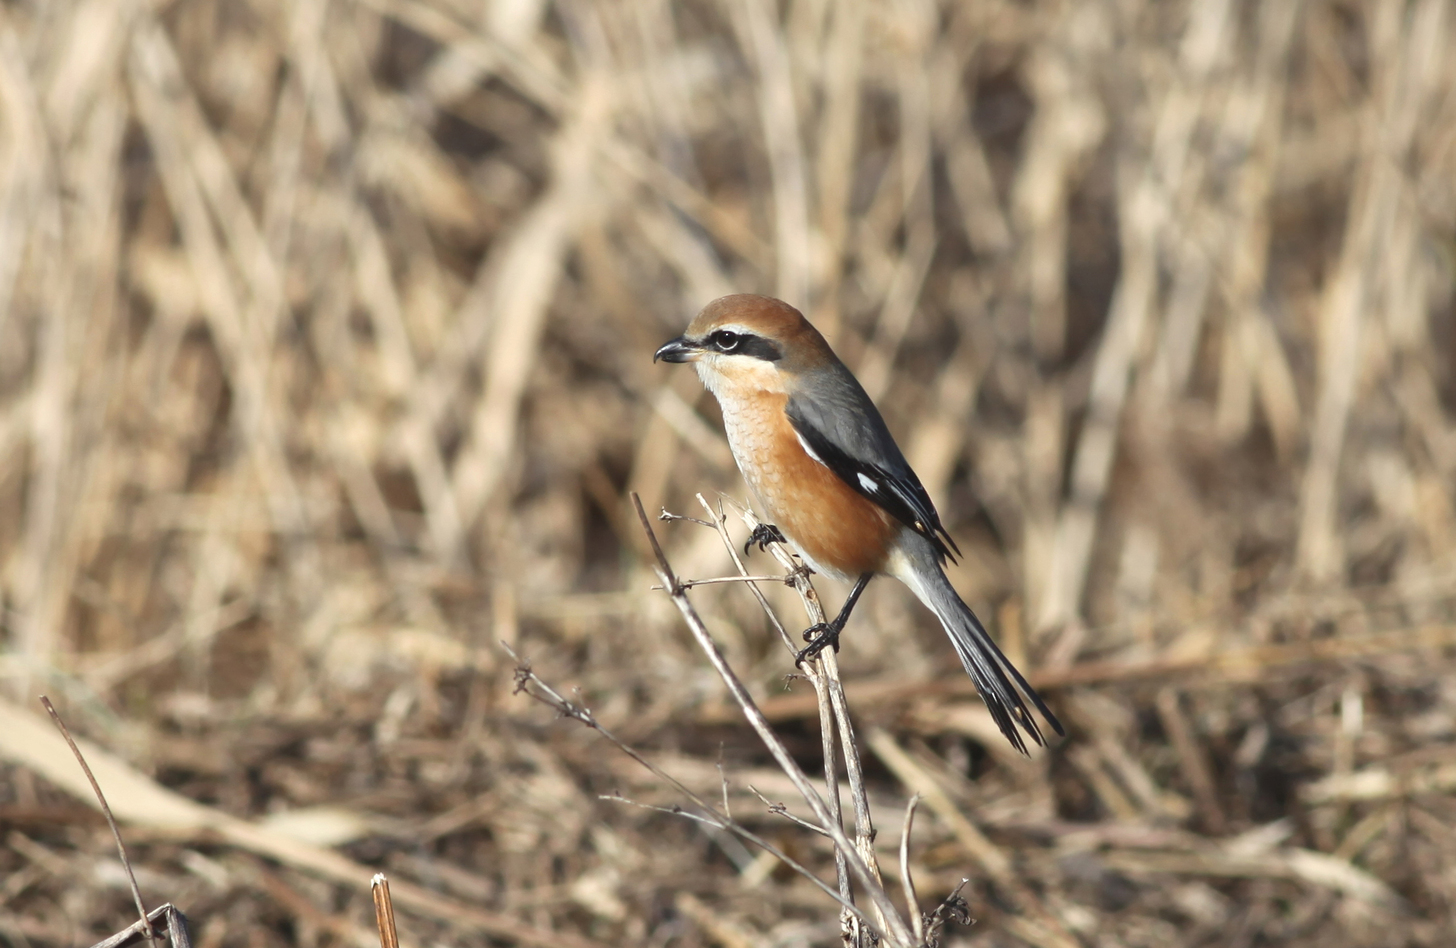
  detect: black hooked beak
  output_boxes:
[653,336,699,363]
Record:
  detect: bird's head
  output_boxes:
[654,294,834,397]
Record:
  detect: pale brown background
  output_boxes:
[2,0,1456,945]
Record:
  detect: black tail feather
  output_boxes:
[945,598,1065,752]
[897,541,1063,754]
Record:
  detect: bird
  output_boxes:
[654,294,1063,753]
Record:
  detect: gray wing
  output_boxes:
[785,366,962,563]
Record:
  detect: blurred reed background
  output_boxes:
[2,0,1456,944]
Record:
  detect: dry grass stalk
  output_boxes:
[896,793,927,946]
[88,905,193,948]
[370,873,400,948]
[40,696,158,947]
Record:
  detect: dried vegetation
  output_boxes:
[3,0,1456,945]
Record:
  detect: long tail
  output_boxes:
[891,537,1063,754]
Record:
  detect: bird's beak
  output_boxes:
[654,336,700,363]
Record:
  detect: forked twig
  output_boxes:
[744,784,831,837]
[88,905,193,948]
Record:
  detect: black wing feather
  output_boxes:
[786,388,962,563]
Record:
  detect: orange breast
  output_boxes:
[718,391,898,579]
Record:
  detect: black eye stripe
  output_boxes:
[698,329,783,362]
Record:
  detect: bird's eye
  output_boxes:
[710,330,742,352]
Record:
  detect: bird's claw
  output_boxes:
[794,622,841,665]
[744,522,787,556]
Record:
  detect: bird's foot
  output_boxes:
[795,622,841,666]
[744,522,786,555]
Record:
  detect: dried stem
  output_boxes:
[717,498,890,939]
[41,696,158,948]
[900,794,925,946]
[371,874,399,948]
[87,905,193,948]
[633,493,916,947]
[503,641,880,931]
[691,494,859,940]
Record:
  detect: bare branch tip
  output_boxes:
[659,507,715,527]
[41,696,158,948]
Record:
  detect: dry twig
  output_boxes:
[632,493,916,947]
[41,696,161,948]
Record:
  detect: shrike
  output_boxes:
[656,294,1061,752]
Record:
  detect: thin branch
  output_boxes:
[814,655,856,943]
[745,784,831,837]
[695,496,856,939]
[88,905,192,948]
[689,496,797,653]
[658,508,715,527]
[900,794,925,946]
[717,749,732,823]
[599,791,733,828]
[504,642,877,927]
[633,493,916,947]
[655,575,793,589]
[824,647,885,894]
[722,499,889,941]
[41,696,158,948]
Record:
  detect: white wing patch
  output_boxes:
[794,429,826,466]
[793,428,881,495]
